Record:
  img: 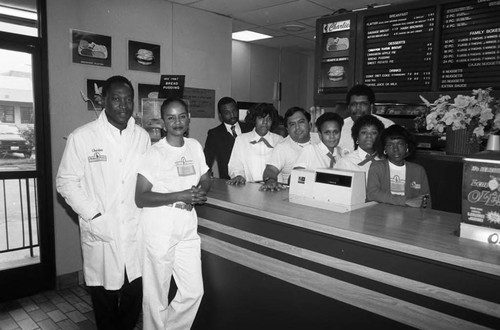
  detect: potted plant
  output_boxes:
[419,88,500,155]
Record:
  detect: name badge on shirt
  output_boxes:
[410,181,421,189]
[88,148,107,163]
[176,157,196,176]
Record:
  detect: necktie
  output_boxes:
[250,137,273,148]
[231,125,237,138]
[326,152,336,168]
[357,152,377,166]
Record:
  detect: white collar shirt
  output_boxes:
[228,129,284,182]
[336,148,380,180]
[338,114,395,155]
[294,142,342,171]
[267,133,320,183]
[56,111,151,290]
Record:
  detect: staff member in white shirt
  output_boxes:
[294,112,344,171]
[338,84,394,154]
[259,107,319,191]
[227,103,284,185]
[56,76,150,330]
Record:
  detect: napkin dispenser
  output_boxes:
[289,168,375,213]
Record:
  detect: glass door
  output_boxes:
[0,0,55,301]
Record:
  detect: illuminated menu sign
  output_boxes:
[439,0,500,90]
[363,7,435,91]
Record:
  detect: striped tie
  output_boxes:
[326,152,336,168]
[231,125,237,138]
[357,152,377,166]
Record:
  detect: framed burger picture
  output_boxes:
[128,40,160,73]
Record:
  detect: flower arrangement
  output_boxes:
[419,88,500,138]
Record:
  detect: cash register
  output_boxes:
[289,168,376,213]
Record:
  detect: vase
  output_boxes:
[445,127,480,155]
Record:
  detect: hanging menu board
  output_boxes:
[439,0,500,90]
[317,16,356,94]
[363,7,436,92]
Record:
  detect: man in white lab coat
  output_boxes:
[56,75,150,330]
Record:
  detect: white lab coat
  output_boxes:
[56,112,150,290]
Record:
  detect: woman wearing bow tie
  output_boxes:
[336,115,384,180]
[227,103,284,185]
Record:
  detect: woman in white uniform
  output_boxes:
[336,114,384,179]
[135,98,211,330]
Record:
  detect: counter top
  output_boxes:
[205,179,500,277]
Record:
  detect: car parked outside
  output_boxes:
[0,124,32,158]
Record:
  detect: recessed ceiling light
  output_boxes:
[281,24,306,32]
[232,30,272,42]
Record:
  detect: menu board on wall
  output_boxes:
[318,19,354,93]
[439,0,500,90]
[363,7,436,92]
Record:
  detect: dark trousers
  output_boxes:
[89,274,142,330]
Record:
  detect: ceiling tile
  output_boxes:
[188,0,298,16]
[264,21,316,35]
[232,0,331,27]
[232,19,257,32]
[168,0,202,5]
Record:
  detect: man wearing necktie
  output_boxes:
[259,107,320,192]
[204,97,252,179]
[227,103,284,185]
[294,112,344,171]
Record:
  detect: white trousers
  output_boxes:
[141,207,203,330]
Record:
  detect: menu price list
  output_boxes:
[439,0,500,90]
[363,7,435,91]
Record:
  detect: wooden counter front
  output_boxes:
[193,179,500,330]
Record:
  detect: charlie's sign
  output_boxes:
[323,20,351,33]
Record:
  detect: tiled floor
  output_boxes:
[0,286,143,330]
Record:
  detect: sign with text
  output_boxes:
[158,75,185,99]
[183,87,215,118]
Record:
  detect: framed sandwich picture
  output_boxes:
[71,29,112,67]
[128,40,160,73]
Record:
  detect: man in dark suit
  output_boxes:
[204,97,252,179]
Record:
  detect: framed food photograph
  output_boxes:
[128,40,161,73]
[71,29,111,67]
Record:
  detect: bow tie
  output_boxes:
[326,152,336,168]
[250,137,273,148]
[357,152,377,166]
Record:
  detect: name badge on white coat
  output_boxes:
[176,157,196,176]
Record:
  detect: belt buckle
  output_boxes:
[173,202,193,211]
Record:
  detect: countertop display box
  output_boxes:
[461,152,500,243]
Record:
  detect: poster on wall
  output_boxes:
[183,87,215,118]
[86,79,106,111]
[71,29,111,67]
[128,40,161,73]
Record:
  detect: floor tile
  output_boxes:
[27,308,49,322]
[78,319,98,330]
[38,301,57,313]
[57,319,79,330]
[55,301,75,313]
[47,309,67,322]
[0,317,19,330]
[66,310,86,323]
[9,308,29,321]
[30,294,48,304]
[16,317,38,330]
[37,318,58,330]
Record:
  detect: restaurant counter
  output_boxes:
[192,179,500,330]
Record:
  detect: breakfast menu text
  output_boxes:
[363,7,436,92]
[439,0,500,90]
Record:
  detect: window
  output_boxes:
[0,105,15,123]
[21,106,33,123]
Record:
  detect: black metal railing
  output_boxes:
[0,177,39,257]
